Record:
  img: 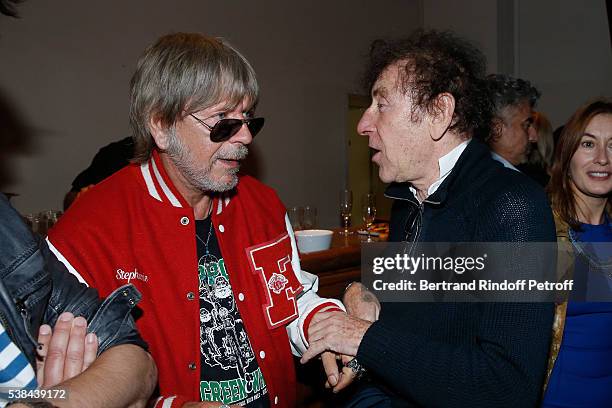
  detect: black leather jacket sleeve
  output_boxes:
[41,240,147,353]
[0,194,147,368]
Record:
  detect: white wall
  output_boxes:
[424,0,612,128]
[0,0,422,226]
[423,0,499,72]
[517,0,612,126]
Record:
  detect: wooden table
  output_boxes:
[299,229,364,300]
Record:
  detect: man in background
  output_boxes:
[63,136,133,209]
[486,73,541,171]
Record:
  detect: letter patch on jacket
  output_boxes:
[246,233,303,329]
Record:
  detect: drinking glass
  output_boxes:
[288,206,304,231]
[37,210,52,236]
[362,193,377,241]
[339,190,353,235]
[41,209,61,232]
[302,206,318,230]
[24,213,39,234]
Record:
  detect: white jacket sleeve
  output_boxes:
[283,214,345,356]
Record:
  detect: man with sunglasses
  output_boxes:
[301,30,556,407]
[48,33,343,408]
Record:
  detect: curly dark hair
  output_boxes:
[485,74,541,114]
[363,29,492,138]
[0,0,22,17]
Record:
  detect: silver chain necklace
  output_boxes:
[196,218,214,256]
[195,203,214,256]
[196,217,218,294]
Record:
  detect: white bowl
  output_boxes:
[294,229,333,253]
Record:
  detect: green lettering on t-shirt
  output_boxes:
[209,381,222,401]
[236,377,247,400]
[200,372,266,404]
[251,369,260,394]
[200,381,212,401]
[228,379,243,402]
[198,259,230,286]
[221,380,233,403]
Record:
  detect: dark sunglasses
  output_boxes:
[189,114,265,143]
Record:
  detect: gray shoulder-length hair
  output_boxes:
[129,33,259,163]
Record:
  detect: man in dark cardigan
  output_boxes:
[301,30,555,407]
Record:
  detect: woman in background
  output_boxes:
[543,99,612,407]
[530,111,555,174]
[519,111,555,186]
[520,111,555,186]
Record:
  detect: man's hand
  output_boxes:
[300,311,371,364]
[320,351,340,388]
[319,351,358,393]
[36,312,98,387]
[320,353,359,393]
[333,354,361,392]
[343,282,380,322]
[310,284,380,393]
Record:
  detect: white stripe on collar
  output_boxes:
[140,162,162,202]
[151,156,182,207]
[216,198,223,215]
[215,194,232,215]
[161,396,177,408]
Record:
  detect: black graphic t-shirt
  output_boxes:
[196,218,270,407]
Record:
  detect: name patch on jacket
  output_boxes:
[115,268,149,283]
[246,234,303,329]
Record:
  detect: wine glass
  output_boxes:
[288,206,304,231]
[302,206,318,229]
[362,193,377,241]
[339,190,353,235]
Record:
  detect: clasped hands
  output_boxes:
[300,282,380,393]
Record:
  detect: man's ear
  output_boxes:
[429,93,455,141]
[489,118,504,143]
[149,113,171,151]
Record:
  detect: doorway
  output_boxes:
[346,94,392,225]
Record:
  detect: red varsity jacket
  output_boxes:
[48,150,343,407]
